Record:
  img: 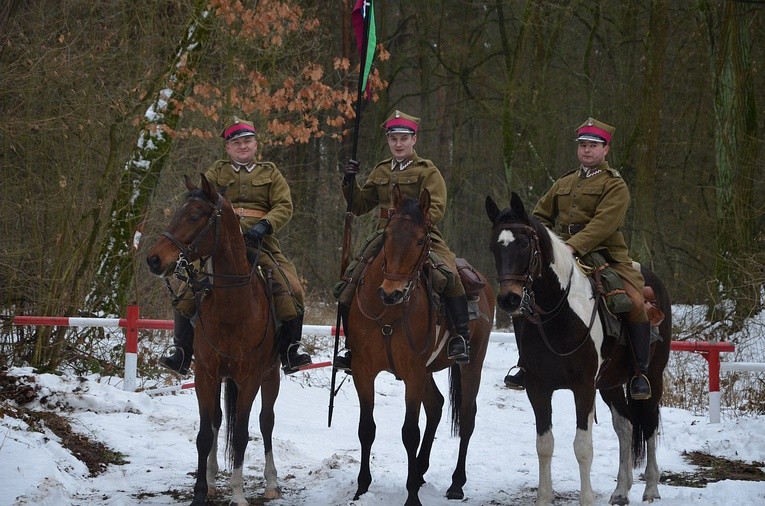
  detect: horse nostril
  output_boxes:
[146,255,161,274]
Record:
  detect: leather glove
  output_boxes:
[244,219,272,248]
[342,159,360,181]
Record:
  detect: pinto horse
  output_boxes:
[146,174,281,506]
[485,193,671,506]
[347,186,495,506]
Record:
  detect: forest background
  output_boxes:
[1,0,763,376]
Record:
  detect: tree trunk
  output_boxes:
[628,0,669,266]
[85,0,213,316]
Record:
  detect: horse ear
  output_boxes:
[510,192,528,220]
[199,173,216,201]
[419,188,431,214]
[184,174,197,192]
[485,195,500,223]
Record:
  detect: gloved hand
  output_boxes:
[342,159,360,181]
[244,219,272,248]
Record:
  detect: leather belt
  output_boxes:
[560,223,585,235]
[234,208,267,219]
[380,208,396,219]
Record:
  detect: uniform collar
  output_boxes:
[579,161,609,179]
[231,161,256,173]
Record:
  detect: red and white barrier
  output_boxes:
[670,340,736,423]
[13,307,748,423]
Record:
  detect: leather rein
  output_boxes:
[355,213,436,378]
[493,222,599,357]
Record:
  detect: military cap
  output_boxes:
[381,110,420,135]
[575,117,615,145]
[221,117,257,141]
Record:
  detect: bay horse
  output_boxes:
[485,193,671,506]
[347,186,495,506]
[146,174,281,506]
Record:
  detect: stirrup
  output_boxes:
[333,350,352,373]
[504,366,525,391]
[629,374,652,400]
[281,344,311,375]
[447,335,470,364]
[159,346,192,376]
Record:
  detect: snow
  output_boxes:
[2,337,765,505]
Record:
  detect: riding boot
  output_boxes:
[445,295,471,364]
[626,321,652,400]
[504,366,526,390]
[333,304,352,373]
[280,314,312,375]
[159,312,194,376]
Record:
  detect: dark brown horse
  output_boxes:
[146,174,281,506]
[486,193,671,506]
[347,187,495,506]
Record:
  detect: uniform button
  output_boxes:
[573,194,578,197]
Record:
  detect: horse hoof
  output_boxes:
[609,495,629,505]
[264,487,282,500]
[446,487,464,500]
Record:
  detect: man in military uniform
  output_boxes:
[160,118,312,376]
[334,110,472,370]
[504,118,653,400]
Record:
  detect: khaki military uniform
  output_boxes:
[532,162,646,321]
[176,160,304,321]
[342,150,465,297]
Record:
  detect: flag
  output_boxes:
[352,0,376,98]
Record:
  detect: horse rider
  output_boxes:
[160,117,312,376]
[333,110,472,371]
[505,117,653,400]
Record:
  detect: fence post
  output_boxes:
[124,305,139,392]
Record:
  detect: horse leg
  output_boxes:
[447,363,477,500]
[402,379,425,506]
[572,386,596,506]
[206,392,223,487]
[353,374,376,500]
[600,387,633,505]
[528,388,554,506]
[192,380,219,506]
[415,375,443,487]
[260,372,281,500]
[228,380,258,506]
[642,425,661,502]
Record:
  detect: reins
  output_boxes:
[163,191,272,357]
[494,222,600,357]
[355,212,436,377]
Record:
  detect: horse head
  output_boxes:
[485,192,551,314]
[378,185,432,306]
[146,174,224,277]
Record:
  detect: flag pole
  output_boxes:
[329,0,373,428]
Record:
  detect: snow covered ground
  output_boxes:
[3,335,765,505]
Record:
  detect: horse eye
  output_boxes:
[417,238,425,246]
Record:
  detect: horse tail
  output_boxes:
[224,378,239,466]
[448,363,462,437]
[628,396,660,467]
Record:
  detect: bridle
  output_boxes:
[162,193,257,302]
[354,211,435,378]
[380,213,433,303]
[492,221,595,357]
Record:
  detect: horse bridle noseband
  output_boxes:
[493,222,594,357]
[380,214,433,303]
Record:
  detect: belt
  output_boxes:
[234,208,267,219]
[560,224,585,235]
[380,208,396,219]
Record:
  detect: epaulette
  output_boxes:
[606,168,622,178]
[257,161,278,170]
[561,167,579,177]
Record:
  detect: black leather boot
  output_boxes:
[627,321,652,400]
[159,312,194,375]
[504,366,525,390]
[445,295,471,364]
[280,315,312,375]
